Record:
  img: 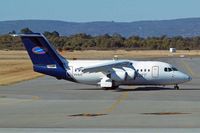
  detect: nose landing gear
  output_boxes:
[174,85,179,90]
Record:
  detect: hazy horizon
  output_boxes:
[1,0,200,22]
[1,17,200,23]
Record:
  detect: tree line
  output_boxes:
[0,27,200,50]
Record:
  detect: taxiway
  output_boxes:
[0,57,200,128]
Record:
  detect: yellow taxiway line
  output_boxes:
[103,91,129,114]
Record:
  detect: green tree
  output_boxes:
[8,30,16,34]
[52,31,59,37]
[20,28,33,34]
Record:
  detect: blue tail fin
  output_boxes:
[19,33,69,79]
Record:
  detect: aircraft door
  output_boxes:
[152,66,159,78]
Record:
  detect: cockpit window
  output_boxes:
[164,67,178,72]
[164,67,172,72]
[172,67,178,71]
[168,68,172,72]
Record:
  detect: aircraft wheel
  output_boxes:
[174,85,179,90]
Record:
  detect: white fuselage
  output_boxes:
[66,60,191,87]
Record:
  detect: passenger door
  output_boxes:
[152,66,159,78]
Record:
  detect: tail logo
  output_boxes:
[32,46,46,54]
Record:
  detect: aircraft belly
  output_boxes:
[120,77,172,86]
[124,78,152,85]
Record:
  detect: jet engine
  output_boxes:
[108,68,136,82]
[110,69,126,81]
[123,67,136,80]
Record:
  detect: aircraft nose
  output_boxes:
[187,75,192,81]
[175,71,192,83]
[182,73,192,82]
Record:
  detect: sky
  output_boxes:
[0,0,200,22]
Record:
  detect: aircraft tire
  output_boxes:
[174,85,179,90]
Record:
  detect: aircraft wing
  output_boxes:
[82,60,133,73]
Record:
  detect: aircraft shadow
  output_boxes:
[72,88,104,91]
[72,87,200,92]
[75,87,175,91]
[116,87,175,92]
[179,88,200,91]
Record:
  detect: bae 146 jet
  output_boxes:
[13,33,191,90]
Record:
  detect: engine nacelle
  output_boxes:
[109,68,136,82]
[110,68,126,82]
[123,67,136,80]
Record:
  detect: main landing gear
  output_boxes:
[174,84,179,90]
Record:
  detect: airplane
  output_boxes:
[12,33,192,90]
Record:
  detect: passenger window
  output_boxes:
[144,69,146,72]
[148,69,150,72]
[164,68,168,72]
[141,69,143,72]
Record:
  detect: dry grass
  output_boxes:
[0,50,200,85]
[60,50,200,59]
[0,59,42,85]
[0,50,42,85]
[1,50,200,60]
[0,50,28,59]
